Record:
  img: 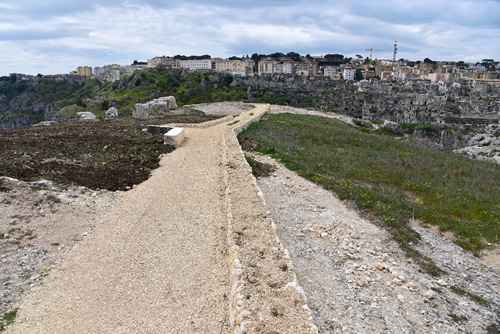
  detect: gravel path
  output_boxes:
[7,119,232,333]
[6,103,316,333]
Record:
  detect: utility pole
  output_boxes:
[393,38,398,62]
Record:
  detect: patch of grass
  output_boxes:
[239,113,500,274]
[449,313,468,323]
[227,120,240,126]
[0,309,17,331]
[430,287,443,294]
[450,285,489,306]
[47,195,61,204]
[31,185,48,192]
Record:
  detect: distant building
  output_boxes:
[214,60,246,73]
[76,66,92,77]
[296,59,318,76]
[148,56,181,68]
[428,73,446,82]
[274,62,293,74]
[258,59,275,75]
[324,66,340,78]
[180,59,212,70]
[343,66,356,80]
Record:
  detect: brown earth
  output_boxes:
[0,114,220,191]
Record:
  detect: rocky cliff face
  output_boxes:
[454,125,500,163]
[0,116,35,130]
[0,74,90,130]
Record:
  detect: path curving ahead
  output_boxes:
[7,104,316,334]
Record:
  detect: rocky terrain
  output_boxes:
[250,151,499,333]
[454,124,500,164]
[1,103,498,332]
[0,177,116,328]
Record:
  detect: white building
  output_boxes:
[343,66,356,80]
[274,62,293,74]
[180,59,212,70]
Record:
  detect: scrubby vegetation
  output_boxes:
[239,113,499,275]
[0,70,248,125]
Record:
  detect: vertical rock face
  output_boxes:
[454,124,500,163]
[132,96,178,119]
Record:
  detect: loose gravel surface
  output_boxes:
[6,123,232,333]
[251,151,500,333]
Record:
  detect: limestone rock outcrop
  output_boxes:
[382,120,403,133]
[454,124,500,164]
[105,107,119,120]
[76,112,98,121]
[133,96,178,119]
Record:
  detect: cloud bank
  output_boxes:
[0,0,499,75]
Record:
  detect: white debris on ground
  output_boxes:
[251,152,500,333]
[0,177,116,319]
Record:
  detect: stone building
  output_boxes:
[76,66,92,77]
[180,59,212,70]
[147,56,181,69]
[214,60,246,75]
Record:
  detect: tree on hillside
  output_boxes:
[286,51,301,62]
[355,69,364,81]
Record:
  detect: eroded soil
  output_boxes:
[0,114,220,191]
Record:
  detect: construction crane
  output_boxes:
[365,48,384,60]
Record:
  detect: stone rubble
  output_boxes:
[454,124,500,164]
[75,111,98,121]
[0,177,116,320]
[252,152,500,333]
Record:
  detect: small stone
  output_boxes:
[81,232,88,237]
[392,278,403,286]
[375,263,384,270]
[436,279,447,286]
[397,295,404,303]
[376,246,382,252]
[381,296,388,302]
[358,279,367,287]
[424,290,435,299]
[321,232,329,238]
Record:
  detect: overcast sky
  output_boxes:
[1,0,499,76]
